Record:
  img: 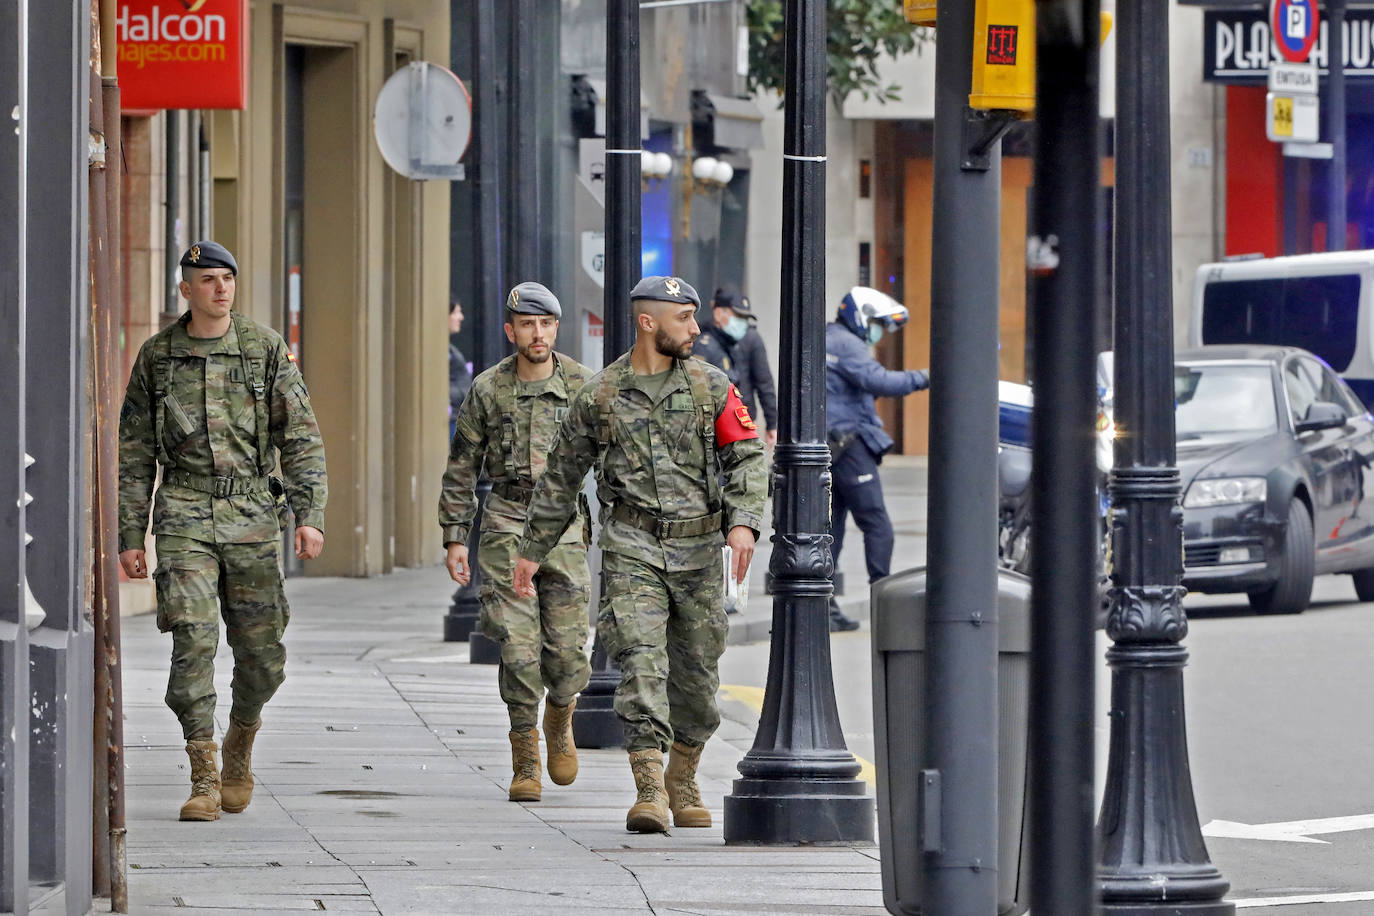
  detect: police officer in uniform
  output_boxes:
[118,241,328,821]
[513,276,767,834]
[825,286,928,631]
[439,282,593,803]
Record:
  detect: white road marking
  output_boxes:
[1233,890,1374,908]
[1203,813,1374,844]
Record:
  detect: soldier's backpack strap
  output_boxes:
[490,358,518,481]
[681,358,721,512]
[231,313,273,475]
[152,332,175,466]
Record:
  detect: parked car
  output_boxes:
[1173,345,1374,613]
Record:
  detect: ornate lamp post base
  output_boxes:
[570,685,623,748]
[1098,641,1232,915]
[443,594,479,643]
[724,774,873,844]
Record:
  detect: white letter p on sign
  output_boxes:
[1286,5,1307,39]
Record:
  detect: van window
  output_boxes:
[1201,274,1360,371]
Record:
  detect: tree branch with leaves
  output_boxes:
[745,0,930,108]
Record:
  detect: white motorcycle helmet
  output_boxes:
[838,286,910,345]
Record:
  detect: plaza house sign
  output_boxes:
[1205,7,1374,82]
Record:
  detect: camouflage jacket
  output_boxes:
[117,312,328,550]
[518,352,767,572]
[439,352,592,546]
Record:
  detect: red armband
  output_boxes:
[715,385,760,445]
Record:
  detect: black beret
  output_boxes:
[711,286,752,316]
[179,240,238,275]
[505,281,562,318]
[630,275,700,308]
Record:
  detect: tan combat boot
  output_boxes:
[220,718,262,814]
[665,741,711,827]
[179,738,221,822]
[508,729,542,802]
[625,748,670,833]
[542,698,578,786]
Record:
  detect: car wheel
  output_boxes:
[1248,500,1315,615]
[1351,568,1374,602]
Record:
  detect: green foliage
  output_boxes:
[745,0,930,108]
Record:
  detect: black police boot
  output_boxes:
[828,597,860,632]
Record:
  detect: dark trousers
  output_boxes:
[830,441,894,585]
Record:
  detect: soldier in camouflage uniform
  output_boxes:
[439,282,593,803]
[514,276,767,834]
[117,241,328,822]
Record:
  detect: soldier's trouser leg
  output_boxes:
[664,565,727,749]
[220,540,289,726]
[478,533,546,731]
[537,543,593,708]
[154,536,224,739]
[835,443,894,582]
[600,553,727,753]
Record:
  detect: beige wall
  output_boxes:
[121,0,451,578]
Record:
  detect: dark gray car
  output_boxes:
[1174,345,1374,614]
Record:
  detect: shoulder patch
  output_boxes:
[715,384,760,445]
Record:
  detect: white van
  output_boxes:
[1189,251,1374,406]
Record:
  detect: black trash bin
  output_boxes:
[870,567,1031,916]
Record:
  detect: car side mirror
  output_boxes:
[1296,401,1347,433]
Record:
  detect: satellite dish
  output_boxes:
[373,62,472,181]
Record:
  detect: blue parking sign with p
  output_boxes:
[1271,0,1319,63]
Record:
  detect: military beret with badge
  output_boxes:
[505,281,562,318]
[179,240,238,275]
[630,275,700,308]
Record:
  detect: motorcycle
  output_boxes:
[997,359,1114,626]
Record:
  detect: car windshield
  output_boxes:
[1174,364,1278,438]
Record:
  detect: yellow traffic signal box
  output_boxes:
[970,0,1036,112]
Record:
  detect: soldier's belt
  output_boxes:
[164,469,273,498]
[491,480,537,504]
[610,504,723,539]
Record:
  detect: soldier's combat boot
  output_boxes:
[508,729,542,802]
[542,698,578,786]
[625,748,670,833]
[664,741,711,827]
[179,738,221,822]
[220,717,261,814]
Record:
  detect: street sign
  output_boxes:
[1266,90,1318,142]
[1270,0,1319,63]
[1283,140,1333,158]
[1268,61,1317,94]
[580,230,605,289]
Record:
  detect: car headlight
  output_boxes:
[1183,477,1267,508]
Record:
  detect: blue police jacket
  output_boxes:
[825,321,929,456]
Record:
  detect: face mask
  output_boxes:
[867,323,885,345]
[724,316,749,341]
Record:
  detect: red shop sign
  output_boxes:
[115,0,249,110]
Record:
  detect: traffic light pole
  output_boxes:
[1098,1,1233,912]
[1028,1,1102,913]
[571,0,639,749]
[1328,0,1347,251]
[722,0,872,845]
[917,0,1002,907]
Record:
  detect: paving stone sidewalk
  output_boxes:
[120,566,888,915]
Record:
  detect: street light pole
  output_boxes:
[571,0,640,748]
[1028,0,1102,912]
[445,0,505,643]
[1328,0,1347,252]
[1098,1,1233,912]
[722,0,872,845]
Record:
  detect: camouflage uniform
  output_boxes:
[118,311,327,739]
[518,352,767,753]
[439,353,594,731]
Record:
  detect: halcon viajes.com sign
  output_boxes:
[115,0,249,110]
[1204,8,1374,83]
